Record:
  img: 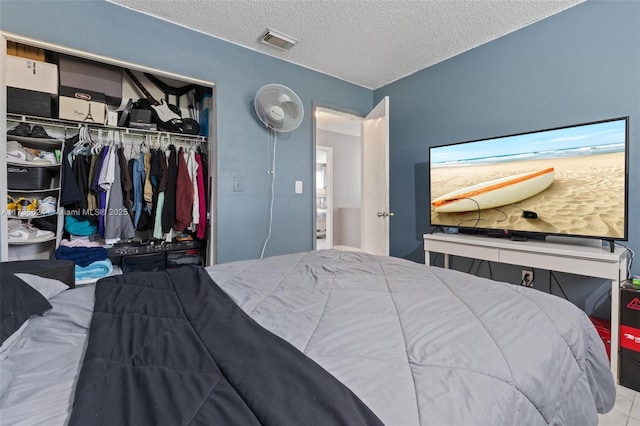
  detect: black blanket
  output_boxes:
[69,266,383,426]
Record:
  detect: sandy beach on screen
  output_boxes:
[430,152,626,239]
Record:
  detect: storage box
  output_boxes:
[7,41,46,61]
[7,166,56,190]
[7,87,53,118]
[6,55,58,94]
[59,54,122,106]
[129,109,152,124]
[121,253,165,273]
[620,286,640,391]
[58,87,107,124]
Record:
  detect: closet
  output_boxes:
[1,33,217,279]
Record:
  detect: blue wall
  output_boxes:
[3,0,639,273]
[0,0,373,263]
[376,0,640,272]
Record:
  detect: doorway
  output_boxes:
[314,98,390,254]
[314,107,363,251]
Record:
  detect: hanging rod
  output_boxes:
[7,113,207,142]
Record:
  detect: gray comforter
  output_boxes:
[208,249,615,425]
[0,249,615,425]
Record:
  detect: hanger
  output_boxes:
[89,128,103,155]
[72,126,92,155]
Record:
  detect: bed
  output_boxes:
[0,249,615,425]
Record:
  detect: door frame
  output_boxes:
[315,146,333,248]
[312,104,364,250]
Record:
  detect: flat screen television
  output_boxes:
[429,117,629,245]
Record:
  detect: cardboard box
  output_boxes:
[58,87,107,124]
[6,56,58,94]
[7,87,53,118]
[7,41,46,61]
[59,54,123,107]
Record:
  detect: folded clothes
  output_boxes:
[55,245,108,267]
[75,259,113,281]
[65,216,98,237]
[60,238,104,248]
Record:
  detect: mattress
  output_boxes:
[0,249,615,425]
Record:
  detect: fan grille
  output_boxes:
[255,84,304,132]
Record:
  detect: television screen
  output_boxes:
[429,117,629,241]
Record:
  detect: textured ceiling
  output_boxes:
[108,0,584,89]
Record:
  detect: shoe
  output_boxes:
[17,198,38,217]
[6,141,57,165]
[6,196,18,216]
[7,141,39,164]
[7,221,55,243]
[38,196,57,215]
[34,151,58,165]
[7,122,31,137]
[29,125,52,139]
[7,141,36,164]
[7,219,22,232]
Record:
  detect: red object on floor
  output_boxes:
[589,316,611,360]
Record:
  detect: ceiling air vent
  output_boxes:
[260,28,298,51]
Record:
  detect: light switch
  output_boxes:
[295,180,303,194]
[233,177,244,192]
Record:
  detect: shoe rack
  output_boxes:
[6,115,66,260]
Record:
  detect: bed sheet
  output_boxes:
[0,285,94,426]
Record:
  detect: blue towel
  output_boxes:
[75,259,113,281]
[55,245,108,267]
[65,216,98,237]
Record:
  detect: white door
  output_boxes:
[361,97,390,256]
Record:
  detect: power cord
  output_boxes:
[615,241,634,281]
[260,130,277,259]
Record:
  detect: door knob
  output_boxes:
[377,211,395,217]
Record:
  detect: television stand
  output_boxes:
[423,232,628,383]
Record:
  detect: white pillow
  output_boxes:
[14,273,69,300]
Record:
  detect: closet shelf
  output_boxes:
[8,113,207,143]
[7,161,60,168]
[8,235,57,246]
[8,187,61,193]
[6,134,64,148]
[7,212,59,220]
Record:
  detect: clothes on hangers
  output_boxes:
[195,152,207,239]
[118,146,134,220]
[60,134,83,208]
[60,132,208,244]
[187,148,199,229]
[175,147,194,233]
[104,137,135,244]
[162,145,178,233]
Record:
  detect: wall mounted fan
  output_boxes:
[254,84,304,132]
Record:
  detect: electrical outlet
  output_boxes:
[521,269,534,287]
